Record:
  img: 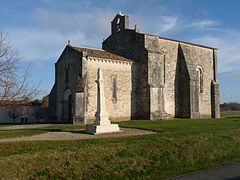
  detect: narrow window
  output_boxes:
[65,64,70,83]
[112,76,117,102]
[197,68,203,93]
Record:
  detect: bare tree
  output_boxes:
[0,30,39,105]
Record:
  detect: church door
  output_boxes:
[67,95,73,123]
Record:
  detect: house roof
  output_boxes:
[0,100,32,106]
[69,45,133,62]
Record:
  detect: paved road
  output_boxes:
[171,163,240,180]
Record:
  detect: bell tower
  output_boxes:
[111,12,129,34]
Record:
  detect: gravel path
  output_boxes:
[0,128,156,142]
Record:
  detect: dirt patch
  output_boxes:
[0,128,155,142]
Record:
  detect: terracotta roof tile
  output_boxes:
[0,100,32,106]
[69,45,133,62]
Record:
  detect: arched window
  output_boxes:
[112,75,117,102]
[197,67,203,93]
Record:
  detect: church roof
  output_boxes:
[69,45,133,62]
[141,32,217,50]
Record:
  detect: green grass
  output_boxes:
[0,124,85,139]
[119,118,240,136]
[0,115,240,179]
[221,110,240,118]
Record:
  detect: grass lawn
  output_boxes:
[221,110,240,118]
[0,114,239,179]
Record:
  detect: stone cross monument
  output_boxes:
[86,68,120,134]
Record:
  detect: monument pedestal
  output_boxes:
[86,124,120,134]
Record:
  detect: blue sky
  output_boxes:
[0,0,240,103]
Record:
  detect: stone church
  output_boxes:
[48,13,220,124]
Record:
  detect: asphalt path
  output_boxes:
[171,163,240,180]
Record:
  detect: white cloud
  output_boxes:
[8,29,79,61]
[190,20,219,29]
[230,69,240,83]
[158,16,178,33]
[6,8,117,62]
[193,30,240,73]
[5,5,180,62]
[33,8,113,38]
[130,15,178,36]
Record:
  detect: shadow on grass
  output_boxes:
[225,116,240,119]
[23,128,87,133]
[227,177,240,180]
[0,127,89,139]
[63,129,89,134]
[0,121,79,125]
[0,127,86,134]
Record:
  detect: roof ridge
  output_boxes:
[69,45,105,51]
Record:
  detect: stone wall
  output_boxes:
[103,28,219,119]
[145,35,178,118]
[103,30,150,119]
[0,106,41,123]
[55,46,82,123]
[180,43,215,118]
[144,34,217,118]
[48,84,57,121]
[85,57,132,123]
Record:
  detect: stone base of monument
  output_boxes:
[86,124,120,135]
